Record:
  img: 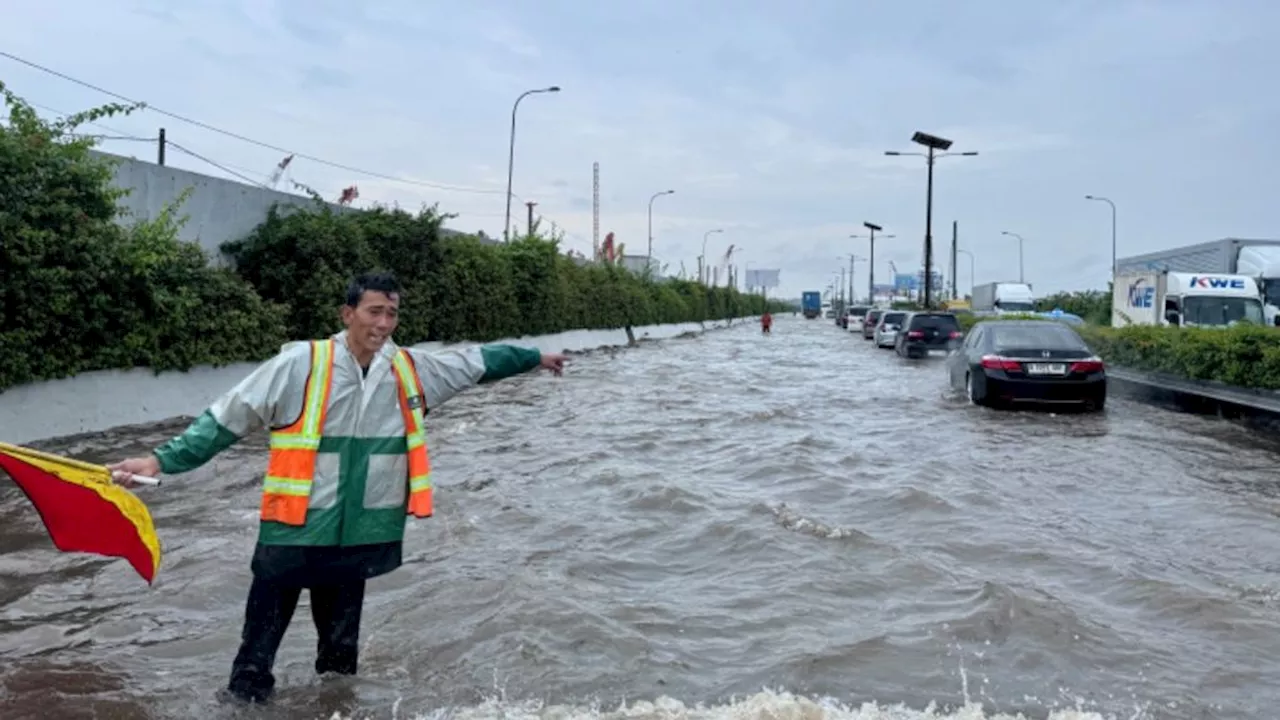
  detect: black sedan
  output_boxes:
[945,320,1106,411]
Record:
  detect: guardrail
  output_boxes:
[1106,366,1280,429]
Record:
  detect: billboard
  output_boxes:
[744,268,781,289]
[893,273,918,291]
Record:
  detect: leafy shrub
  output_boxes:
[0,83,287,392]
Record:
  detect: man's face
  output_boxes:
[341,290,400,357]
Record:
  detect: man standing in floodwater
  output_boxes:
[761,311,772,334]
[108,272,568,704]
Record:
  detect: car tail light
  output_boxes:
[980,355,1022,372]
[1069,357,1105,374]
[907,330,924,338]
[948,331,962,338]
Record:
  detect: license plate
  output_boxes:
[1026,363,1066,375]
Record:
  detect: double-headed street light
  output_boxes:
[859,222,895,304]
[504,85,561,242]
[647,189,675,266]
[885,132,978,307]
[1085,194,1117,276]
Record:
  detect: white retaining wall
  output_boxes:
[0,320,739,445]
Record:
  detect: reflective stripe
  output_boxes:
[391,350,434,519]
[260,340,334,526]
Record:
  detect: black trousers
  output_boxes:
[226,575,367,703]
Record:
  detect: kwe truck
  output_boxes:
[1111,270,1265,327]
[971,282,1036,314]
[801,291,822,319]
[1116,238,1280,325]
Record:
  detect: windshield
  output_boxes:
[1263,281,1280,308]
[995,301,1036,312]
[882,312,906,326]
[848,306,870,317]
[991,324,1084,351]
[1182,296,1265,326]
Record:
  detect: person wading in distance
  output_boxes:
[108,271,568,704]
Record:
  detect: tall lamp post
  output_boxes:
[956,248,976,297]
[647,189,675,267]
[861,222,894,304]
[885,132,978,308]
[700,228,723,284]
[504,85,561,242]
[1001,230,1026,283]
[1085,194,1117,276]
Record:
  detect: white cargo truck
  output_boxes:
[971,281,1036,314]
[1111,270,1265,328]
[1116,238,1280,325]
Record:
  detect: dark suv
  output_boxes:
[895,312,963,358]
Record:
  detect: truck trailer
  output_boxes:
[1115,238,1280,325]
[801,291,822,319]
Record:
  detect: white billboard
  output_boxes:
[745,268,781,289]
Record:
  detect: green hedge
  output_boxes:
[0,86,785,392]
[959,314,1280,391]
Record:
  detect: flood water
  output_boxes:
[3,315,1280,720]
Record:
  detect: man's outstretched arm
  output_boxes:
[404,343,566,410]
[110,342,312,481]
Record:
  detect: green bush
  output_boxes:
[0,83,287,393]
[221,205,785,344]
[0,86,785,392]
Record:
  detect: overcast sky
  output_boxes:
[3,0,1277,299]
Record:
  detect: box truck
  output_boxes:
[1111,270,1265,327]
[1116,238,1280,325]
[971,282,1036,314]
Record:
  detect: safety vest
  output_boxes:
[259,339,434,526]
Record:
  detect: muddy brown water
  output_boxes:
[2,316,1279,720]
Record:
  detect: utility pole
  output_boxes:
[951,221,958,300]
[157,127,166,166]
[525,201,537,237]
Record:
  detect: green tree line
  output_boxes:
[0,85,784,392]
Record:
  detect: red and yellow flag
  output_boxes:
[0,441,161,584]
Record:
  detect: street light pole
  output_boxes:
[1085,195,1117,276]
[701,228,723,285]
[504,85,561,243]
[861,222,895,305]
[647,189,675,267]
[885,132,977,308]
[1001,231,1026,283]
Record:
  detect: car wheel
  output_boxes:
[965,372,985,406]
[1083,393,1106,412]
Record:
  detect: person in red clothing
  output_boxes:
[761,311,772,334]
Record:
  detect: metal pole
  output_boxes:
[951,221,958,300]
[504,86,559,243]
[848,255,855,304]
[157,127,166,166]
[924,147,935,308]
[868,227,876,305]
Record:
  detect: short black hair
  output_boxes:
[345,272,402,307]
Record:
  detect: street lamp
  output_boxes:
[504,85,561,242]
[956,248,976,297]
[1085,194,1117,276]
[1001,231,1026,283]
[845,254,867,303]
[700,228,723,285]
[861,222,895,305]
[647,189,675,266]
[885,131,978,307]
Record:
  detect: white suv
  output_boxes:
[844,305,872,332]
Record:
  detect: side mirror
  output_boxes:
[1164,310,1180,325]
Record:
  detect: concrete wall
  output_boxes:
[93,150,484,263]
[0,320,737,445]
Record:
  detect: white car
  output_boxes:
[844,305,872,332]
[874,310,908,348]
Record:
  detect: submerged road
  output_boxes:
[2,315,1280,720]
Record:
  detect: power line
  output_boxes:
[0,50,505,196]
[2,51,593,251]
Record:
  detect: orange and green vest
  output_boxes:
[258,339,433,546]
